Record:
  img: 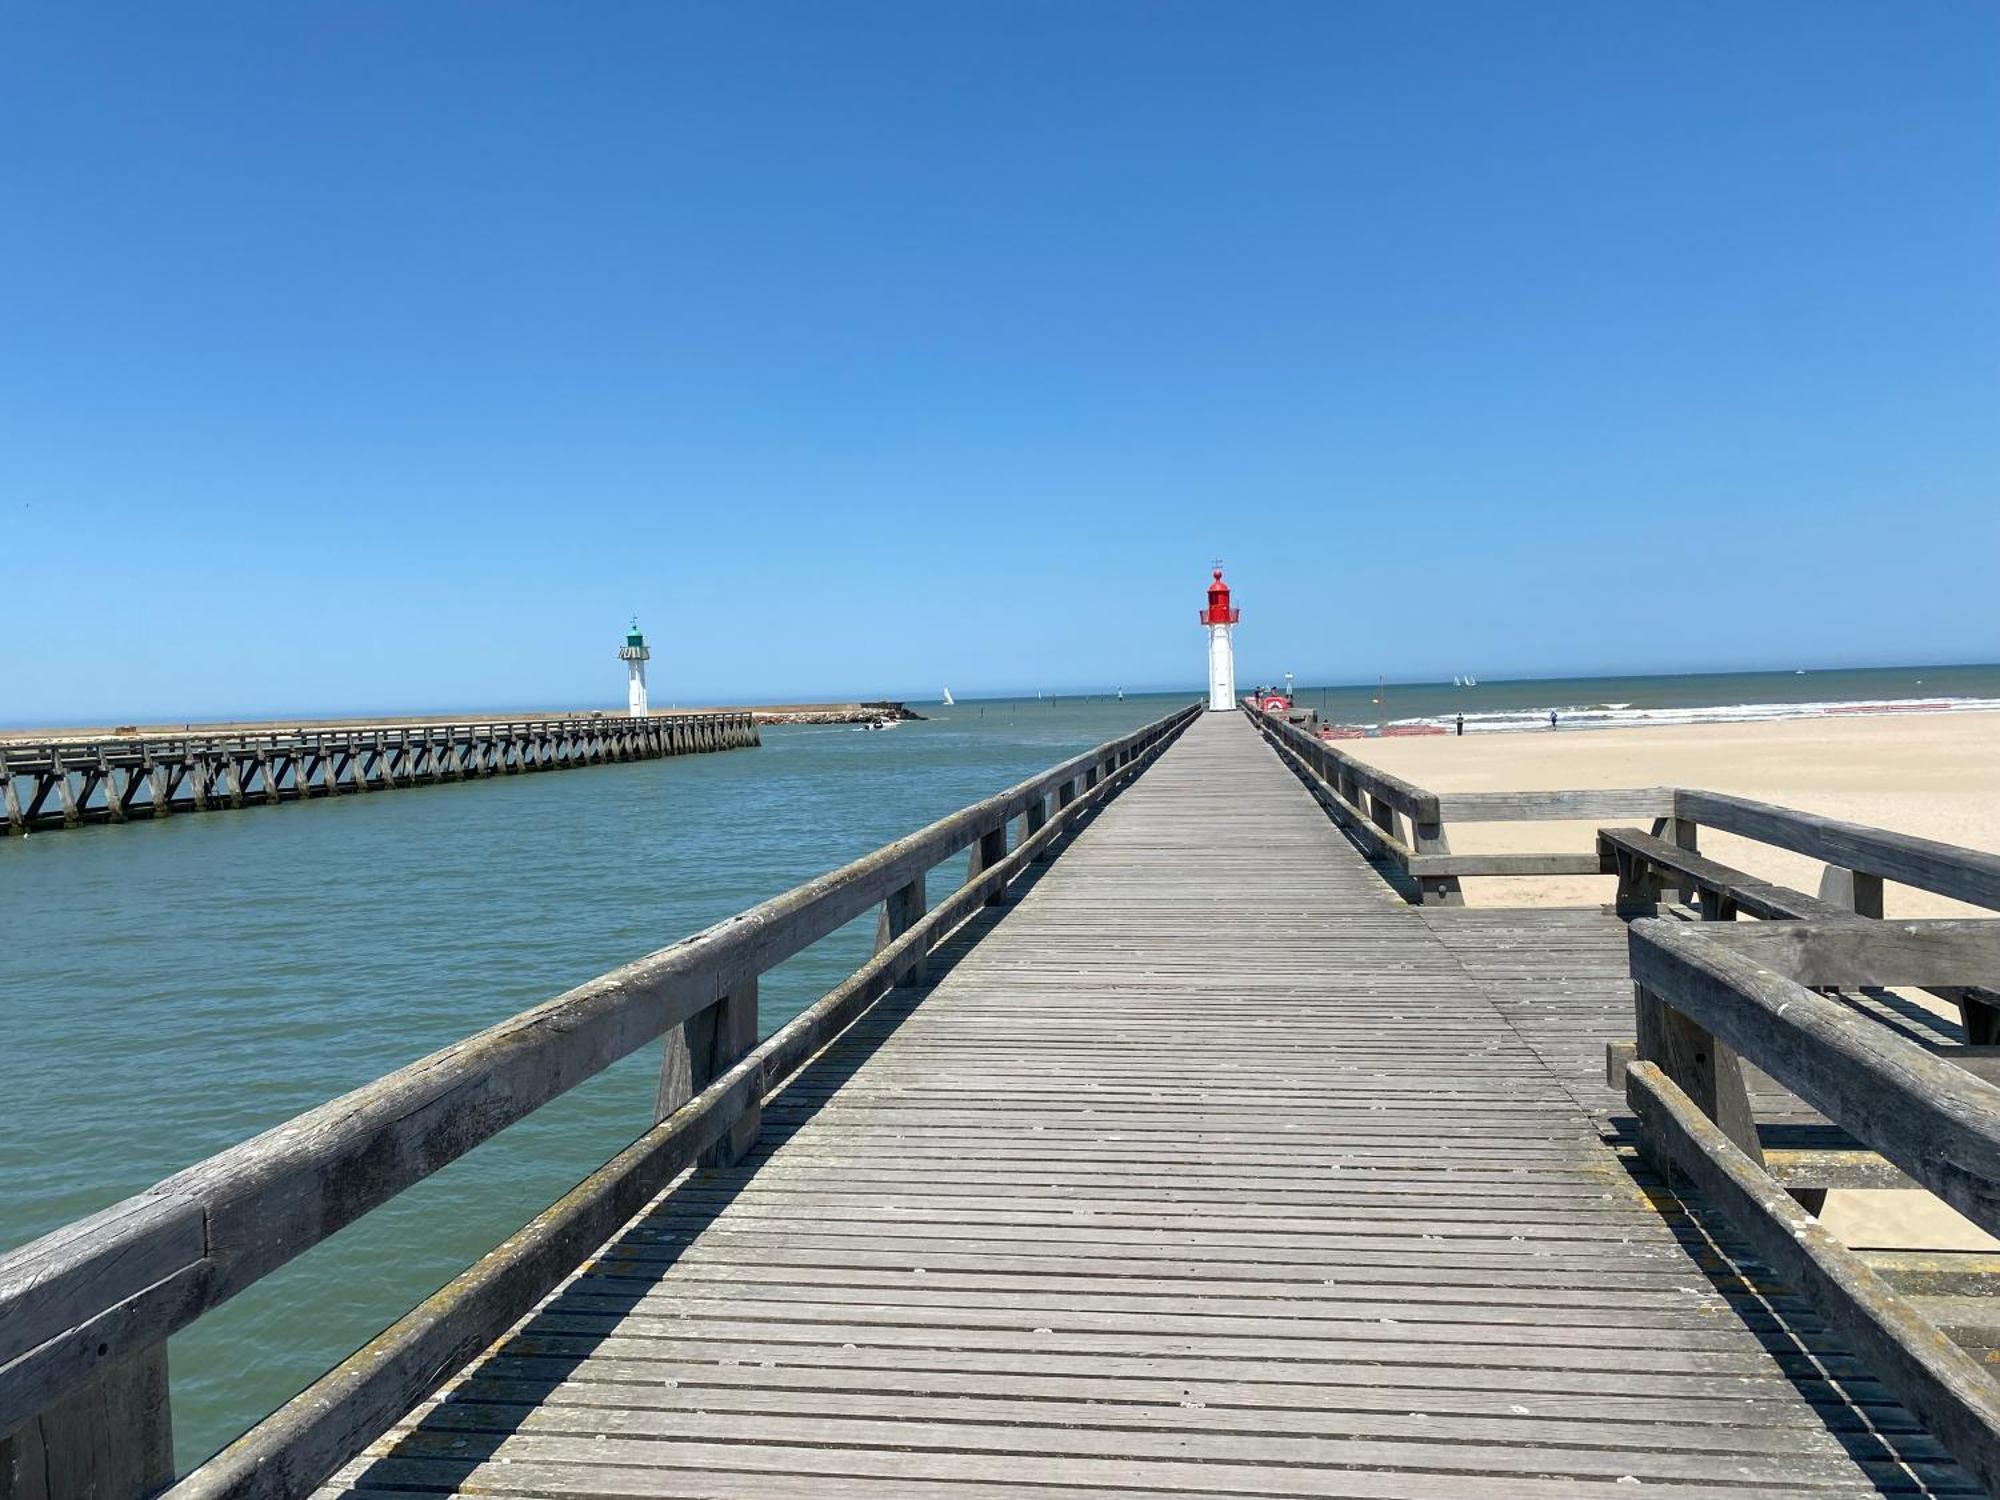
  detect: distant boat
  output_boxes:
[942,686,955,706]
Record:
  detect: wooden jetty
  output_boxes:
[0,711,759,836]
[7,705,2000,1497]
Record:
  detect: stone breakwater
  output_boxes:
[747,701,923,725]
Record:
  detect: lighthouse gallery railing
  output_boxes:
[0,701,1200,1500]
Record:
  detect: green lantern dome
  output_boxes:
[625,617,645,648]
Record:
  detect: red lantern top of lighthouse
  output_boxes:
[1199,567,1239,626]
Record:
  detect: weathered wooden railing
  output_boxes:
[1599,793,2000,1051]
[0,712,759,836]
[1251,705,2000,938]
[0,701,1198,1500]
[1624,916,2000,1494]
[1248,706,1673,905]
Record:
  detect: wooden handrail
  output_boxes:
[0,701,1199,1481]
[1627,1059,2000,1495]
[167,707,1196,1500]
[1674,789,2000,913]
[1630,916,2000,1233]
[1251,708,2000,922]
[1624,917,2000,1489]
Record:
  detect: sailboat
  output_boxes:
[941,686,955,706]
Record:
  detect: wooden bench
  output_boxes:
[1599,824,2000,1044]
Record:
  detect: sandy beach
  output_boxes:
[1352,709,2000,1250]
[1352,710,2000,917]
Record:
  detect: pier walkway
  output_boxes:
[321,713,1963,1497]
[11,705,2000,1499]
[0,710,759,836]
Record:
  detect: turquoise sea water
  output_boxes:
[1274,661,2000,732]
[0,694,1178,1467]
[3,665,1997,1466]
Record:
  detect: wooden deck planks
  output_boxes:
[326,713,1970,1498]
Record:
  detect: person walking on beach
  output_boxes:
[1455,713,1464,736]
[1549,710,1559,731]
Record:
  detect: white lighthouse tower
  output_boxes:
[1199,566,1238,712]
[618,618,651,718]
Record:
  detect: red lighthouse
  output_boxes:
[1199,568,1238,628]
[1199,566,1238,711]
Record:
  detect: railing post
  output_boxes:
[655,978,760,1167]
[1611,847,1659,918]
[1366,793,1401,847]
[1024,791,1047,844]
[1818,864,1885,920]
[52,754,80,828]
[99,755,125,824]
[1410,796,1463,907]
[1656,817,1699,909]
[1038,779,1076,862]
[1633,983,1761,1170]
[874,874,928,987]
[0,750,20,836]
[0,1343,174,1500]
[966,822,1010,904]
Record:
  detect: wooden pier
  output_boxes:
[0,711,759,836]
[7,706,2000,1497]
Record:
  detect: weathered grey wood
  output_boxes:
[1599,826,1852,922]
[1248,713,1415,870]
[1023,790,1046,842]
[1406,808,1463,907]
[173,1057,764,1500]
[162,704,1198,1500]
[256,713,1958,1500]
[1633,985,1761,1164]
[0,703,1199,1452]
[99,756,125,823]
[1660,815,1698,908]
[1604,826,2000,1041]
[1678,787,2000,911]
[51,758,78,827]
[1629,1059,2000,1496]
[702,981,760,1168]
[0,1346,172,1500]
[0,714,762,834]
[1257,712,1433,819]
[1365,792,1401,848]
[873,875,928,987]
[1631,917,2000,1238]
[1688,918,2000,990]
[1407,851,1601,878]
[1820,863,1886,919]
[966,824,1009,906]
[1436,787,1675,823]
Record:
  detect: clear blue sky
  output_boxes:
[4,3,1996,720]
